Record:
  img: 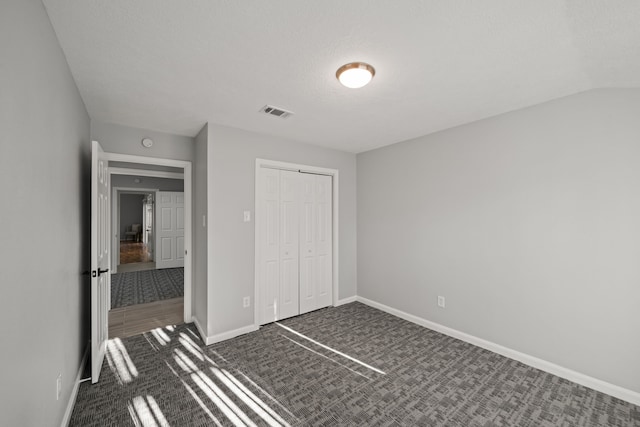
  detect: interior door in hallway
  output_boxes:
[155,191,184,269]
[91,140,110,383]
[299,173,333,315]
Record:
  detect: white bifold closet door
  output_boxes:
[299,173,333,315]
[257,168,332,325]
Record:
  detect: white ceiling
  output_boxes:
[42,1,640,153]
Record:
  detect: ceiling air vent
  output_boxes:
[260,105,293,119]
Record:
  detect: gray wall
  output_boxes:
[119,194,144,237]
[91,120,194,161]
[111,175,184,191]
[357,88,640,394]
[207,123,357,335]
[193,124,209,333]
[0,0,91,425]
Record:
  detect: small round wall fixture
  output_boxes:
[141,137,154,148]
[336,62,375,88]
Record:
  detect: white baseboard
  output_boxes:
[61,343,89,427]
[194,320,259,346]
[192,316,208,344]
[335,295,357,306]
[199,296,357,346]
[356,296,640,406]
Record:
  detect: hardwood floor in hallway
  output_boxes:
[120,241,152,264]
[109,297,183,339]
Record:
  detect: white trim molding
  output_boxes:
[356,296,640,407]
[198,324,259,346]
[61,344,89,427]
[335,296,357,306]
[192,317,208,345]
[109,167,184,180]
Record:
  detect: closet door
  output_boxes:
[299,174,333,314]
[278,170,300,320]
[314,174,333,309]
[258,168,280,324]
[257,168,301,324]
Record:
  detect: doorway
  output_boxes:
[114,188,157,273]
[106,159,192,339]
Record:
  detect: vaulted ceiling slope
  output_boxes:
[42,0,640,153]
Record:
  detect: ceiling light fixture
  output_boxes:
[336,62,375,88]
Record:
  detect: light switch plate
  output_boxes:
[243,211,251,222]
[56,374,62,400]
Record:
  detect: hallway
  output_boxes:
[120,241,152,264]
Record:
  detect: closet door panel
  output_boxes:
[258,168,280,324]
[279,170,300,320]
[315,175,333,308]
[299,173,316,314]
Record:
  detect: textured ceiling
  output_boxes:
[42,0,640,153]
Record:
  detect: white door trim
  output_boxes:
[254,158,339,328]
[110,167,184,180]
[104,152,193,323]
[110,186,158,273]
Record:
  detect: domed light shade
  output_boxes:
[336,62,375,88]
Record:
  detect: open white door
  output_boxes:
[91,140,110,383]
[155,191,184,269]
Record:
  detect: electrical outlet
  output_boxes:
[56,374,62,400]
[437,296,445,308]
[243,296,250,308]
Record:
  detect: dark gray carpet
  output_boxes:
[110,268,184,309]
[70,302,640,426]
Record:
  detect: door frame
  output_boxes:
[105,153,193,323]
[254,158,339,328]
[111,186,158,273]
[110,168,185,272]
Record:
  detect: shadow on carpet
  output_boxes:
[110,268,183,309]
